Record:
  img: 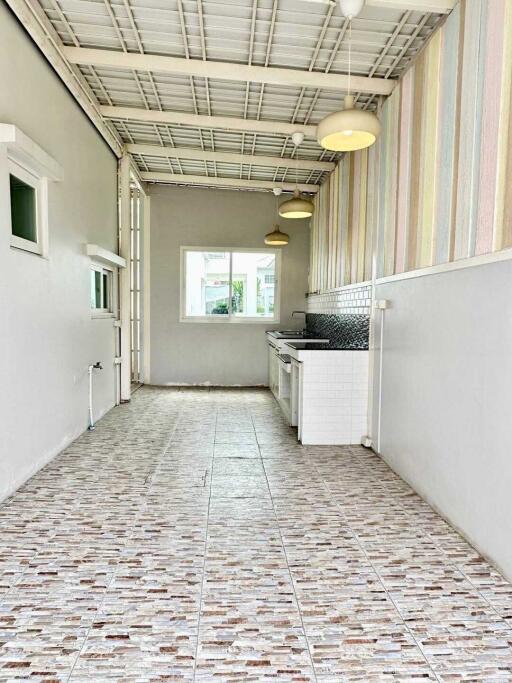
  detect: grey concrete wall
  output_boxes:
[149,184,310,386]
[0,5,118,501]
[371,258,512,579]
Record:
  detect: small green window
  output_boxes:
[91,267,111,312]
[102,272,109,309]
[10,174,37,243]
[91,270,101,308]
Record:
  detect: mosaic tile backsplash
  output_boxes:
[306,313,370,349]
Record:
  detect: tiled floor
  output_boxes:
[1,387,512,682]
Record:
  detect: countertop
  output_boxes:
[285,342,367,351]
[266,330,328,340]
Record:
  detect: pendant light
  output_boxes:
[264,225,289,245]
[265,189,289,245]
[279,132,315,219]
[317,1,380,152]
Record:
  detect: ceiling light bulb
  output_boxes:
[291,131,305,147]
[339,0,365,18]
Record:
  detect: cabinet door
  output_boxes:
[268,346,279,396]
[290,361,300,427]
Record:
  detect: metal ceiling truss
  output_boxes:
[8,0,449,193]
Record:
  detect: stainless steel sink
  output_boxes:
[269,330,306,338]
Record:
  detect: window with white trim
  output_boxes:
[8,158,46,255]
[181,248,280,323]
[90,265,113,314]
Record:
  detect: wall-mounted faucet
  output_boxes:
[292,310,307,333]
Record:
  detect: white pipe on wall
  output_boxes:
[374,299,389,454]
[88,362,103,430]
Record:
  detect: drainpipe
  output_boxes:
[88,362,103,431]
[374,299,389,453]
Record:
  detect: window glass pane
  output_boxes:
[185,251,230,316]
[90,270,102,309]
[10,174,37,243]
[232,252,276,318]
[102,272,109,310]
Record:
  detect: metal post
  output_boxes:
[119,154,132,402]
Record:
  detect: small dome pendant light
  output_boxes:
[265,188,289,245]
[317,3,380,152]
[279,132,315,219]
[264,224,289,246]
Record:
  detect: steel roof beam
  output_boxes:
[366,0,456,12]
[5,0,124,156]
[311,0,455,11]
[63,47,395,96]
[101,106,318,137]
[141,172,319,193]
[127,143,335,170]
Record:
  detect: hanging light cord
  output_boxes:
[347,19,352,98]
[295,144,299,190]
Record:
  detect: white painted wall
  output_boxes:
[0,5,118,501]
[149,184,310,386]
[371,258,512,578]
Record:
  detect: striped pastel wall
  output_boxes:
[309,149,373,292]
[309,0,512,293]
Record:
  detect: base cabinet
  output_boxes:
[290,351,369,445]
[268,344,279,398]
[290,359,301,428]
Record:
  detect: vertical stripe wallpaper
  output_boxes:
[308,0,512,294]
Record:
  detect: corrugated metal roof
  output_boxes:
[34,0,444,190]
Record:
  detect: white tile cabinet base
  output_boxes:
[293,351,369,445]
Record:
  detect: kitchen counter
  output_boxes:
[285,341,366,351]
[266,330,329,341]
[266,317,370,446]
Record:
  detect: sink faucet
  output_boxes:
[292,310,307,333]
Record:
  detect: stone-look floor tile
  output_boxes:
[210,475,271,499]
[1,386,512,681]
[410,618,512,679]
[213,444,261,458]
[0,622,88,682]
[215,434,258,447]
[199,600,305,634]
[307,622,429,678]
[195,629,316,682]
[212,458,265,477]
[68,625,197,681]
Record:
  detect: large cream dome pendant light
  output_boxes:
[317,0,381,152]
[318,94,381,151]
[265,188,290,245]
[279,132,315,219]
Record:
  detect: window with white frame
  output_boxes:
[90,265,113,314]
[181,248,280,323]
[8,158,46,255]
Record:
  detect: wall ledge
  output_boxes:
[0,123,63,180]
[376,249,512,285]
[86,243,126,268]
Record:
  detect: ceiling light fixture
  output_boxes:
[265,188,290,245]
[317,1,381,152]
[264,225,290,245]
[279,132,315,219]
